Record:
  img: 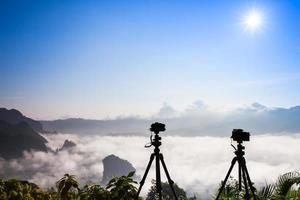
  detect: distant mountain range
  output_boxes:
[2,103,300,155]
[40,103,300,135]
[40,118,150,135]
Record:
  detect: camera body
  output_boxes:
[150,122,166,133]
[231,129,250,143]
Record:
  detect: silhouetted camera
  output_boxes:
[150,122,166,133]
[231,129,250,142]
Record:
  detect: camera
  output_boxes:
[150,122,166,133]
[231,129,250,142]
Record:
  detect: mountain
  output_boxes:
[0,120,48,159]
[40,103,300,136]
[0,108,44,133]
[101,154,137,185]
[57,140,76,152]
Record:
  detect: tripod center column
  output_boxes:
[154,133,162,199]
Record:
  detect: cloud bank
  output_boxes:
[41,101,300,136]
[1,133,300,199]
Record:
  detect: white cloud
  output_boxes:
[42,101,300,136]
[1,133,300,199]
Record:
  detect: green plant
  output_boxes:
[106,171,140,200]
[56,174,79,200]
[146,179,196,200]
[79,184,111,200]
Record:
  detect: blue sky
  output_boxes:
[1,0,300,119]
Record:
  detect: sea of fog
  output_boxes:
[1,133,300,199]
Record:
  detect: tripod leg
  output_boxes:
[215,157,238,200]
[156,151,162,200]
[159,154,178,200]
[240,159,250,200]
[238,163,242,191]
[242,158,257,199]
[136,153,155,199]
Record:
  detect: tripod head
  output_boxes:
[231,129,250,143]
[145,122,165,148]
[231,129,250,157]
[150,122,166,134]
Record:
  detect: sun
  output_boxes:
[241,9,265,33]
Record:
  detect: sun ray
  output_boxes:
[240,7,266,34]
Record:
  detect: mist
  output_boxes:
[1,133,300,199]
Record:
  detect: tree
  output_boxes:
[215,172,300,200]
[146,179,196,200]
[256,183,275,200]
[0,179,51,200]
[79,184,111,200]
[214,176,241,199]
[56,174,79,200]
[273,171,300,199]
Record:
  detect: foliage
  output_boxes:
[56,174,79,200]
[79,184,111,200]
[0,179,51,200]
[213,176,241,200]
[273,171,300,199]
[256,182,275,199]
[0,172,140,200]
[106,171,141,200]
[215,172,300,200]
[146,179,196,200]
[1,170,300,199]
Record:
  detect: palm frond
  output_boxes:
[257,182,275,199]
[275,171,300,197]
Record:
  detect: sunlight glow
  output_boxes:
[242,9,265,33]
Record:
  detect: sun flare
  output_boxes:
[242,9,265,33]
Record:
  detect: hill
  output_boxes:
[0,120,48,159]
[101,154,137,185]
[0,108,44,133]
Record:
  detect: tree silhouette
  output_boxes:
[215,172,300,200]
[1,170,300,199]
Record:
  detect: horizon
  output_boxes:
[2,100,300,121]
[1,0,300,119]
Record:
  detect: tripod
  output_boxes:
[136,130,178,200]
[216,142,256,200]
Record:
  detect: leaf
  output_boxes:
[275,171,300,197]
[127,171,135,178]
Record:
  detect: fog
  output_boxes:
[1,133,300,199]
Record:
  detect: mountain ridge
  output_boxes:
[0,108,44,133]
[40,103,300,135]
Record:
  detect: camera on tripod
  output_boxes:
[150,122,166,133]
[138,122,179,200]
[231,129,250,143]
[216,128,256,200]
